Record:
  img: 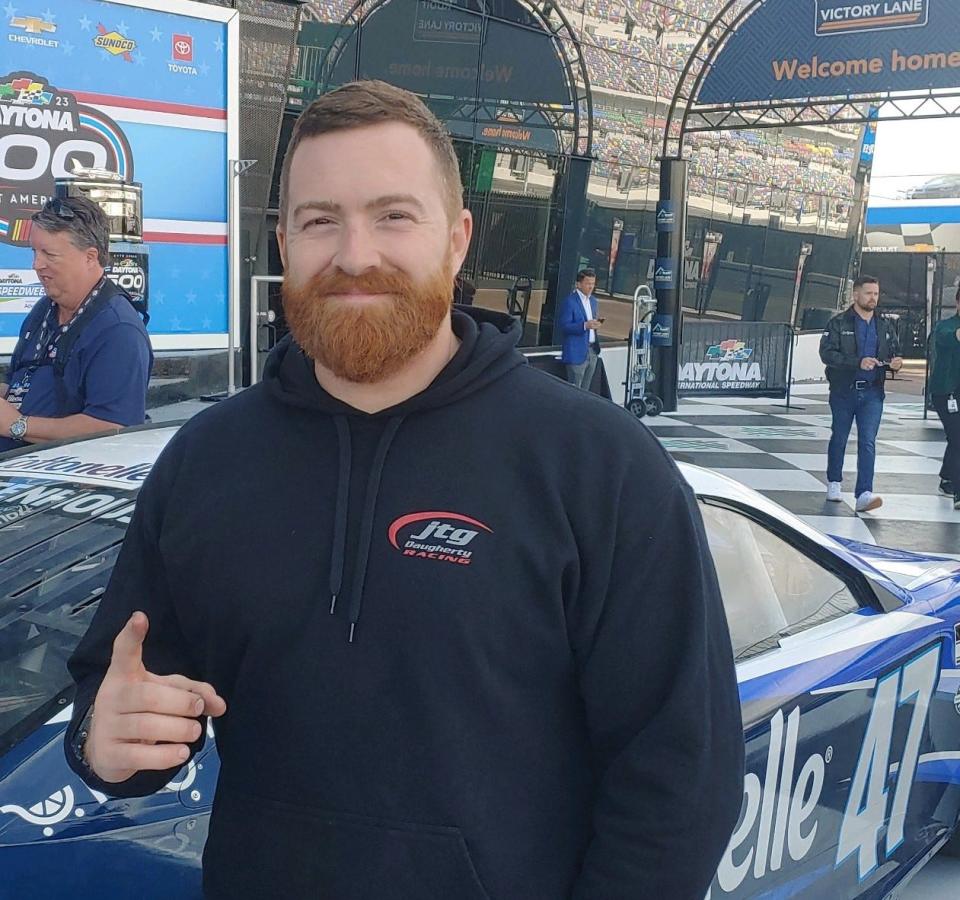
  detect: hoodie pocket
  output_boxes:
[203,787,491,900]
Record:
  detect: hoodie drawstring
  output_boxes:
[347,416,403,642]
[328,416,352,615]
[328,414,405,642]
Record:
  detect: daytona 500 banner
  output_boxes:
[0,0,238,350]
[678,321,793,398]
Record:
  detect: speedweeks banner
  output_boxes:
[678,321,793,398]
[0,0,238,351]
[699,0,960,104]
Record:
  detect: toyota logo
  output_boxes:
[175,40,190,55]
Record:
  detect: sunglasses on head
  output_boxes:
[43,198,77,220]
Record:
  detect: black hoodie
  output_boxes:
[66,308,743,899]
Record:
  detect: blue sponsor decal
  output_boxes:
[654,258,676,288]
[651,314,673,346]
[656,201,676,233]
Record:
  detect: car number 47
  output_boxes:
[836,645,940,880]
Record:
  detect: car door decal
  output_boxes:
[836,643,939,879]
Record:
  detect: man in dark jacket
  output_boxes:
[819,275,903,512]
[64,80,743,900]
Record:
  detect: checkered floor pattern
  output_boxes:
[648,383,960,556]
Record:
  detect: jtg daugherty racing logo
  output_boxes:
[709,645,939,896]
[388,511,492,566]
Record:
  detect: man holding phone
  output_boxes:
[819,275,903,512]
[559,267,604,390]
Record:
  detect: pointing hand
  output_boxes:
[83,611,226,784]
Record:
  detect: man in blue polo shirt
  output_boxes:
[0,196,152,452]
[819,275,903,513]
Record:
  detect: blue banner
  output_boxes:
[0,0,232,343]
[699,0,960,104]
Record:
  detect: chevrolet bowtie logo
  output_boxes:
[10,16,57,35]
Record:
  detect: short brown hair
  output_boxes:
[278,80,463,223]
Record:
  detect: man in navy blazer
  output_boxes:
[559,268,603,389]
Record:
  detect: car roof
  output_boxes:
[678,461,842,551]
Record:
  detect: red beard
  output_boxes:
[282,258,454,384]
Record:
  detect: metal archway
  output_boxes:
[314,0,593,159]
[664,0,960,157]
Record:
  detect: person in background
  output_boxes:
[929,285,960,508]
[453,272,475,306]
[819,275,903,513]
[0,196,152,452]
[559,267,603,390]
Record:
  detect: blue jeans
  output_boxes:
[827,383,884,497]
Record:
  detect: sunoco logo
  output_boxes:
[94,24,136,61]
[0,71,133,248]
[388,510,492,566]
[815,0,929,36]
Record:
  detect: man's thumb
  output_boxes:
[109,611,149,675]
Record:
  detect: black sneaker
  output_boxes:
[941,480,954,496]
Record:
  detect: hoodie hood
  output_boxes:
[260,306,525,641]
[262,306,525,417]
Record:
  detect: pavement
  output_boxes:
[647,369,959,557]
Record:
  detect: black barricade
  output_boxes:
[678,321,793,398]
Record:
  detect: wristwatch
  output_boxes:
[8,415,27,440]
[71,705,95,771]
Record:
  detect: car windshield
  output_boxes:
[0,470,138,753]
[698,500,860,660]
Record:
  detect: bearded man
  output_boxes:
[64,81,743,900]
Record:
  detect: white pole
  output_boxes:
[228,160,238,395]
[227,159,256,396]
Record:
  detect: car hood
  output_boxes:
[832,536,960,591]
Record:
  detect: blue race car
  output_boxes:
[0,428,958,898]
